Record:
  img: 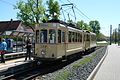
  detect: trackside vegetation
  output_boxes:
[54,53,97,80]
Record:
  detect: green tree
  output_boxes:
[97,33,107,41]
[87,26,92,32]
[77,20,84,29]
[77,20,92,31]
[14,0,45,31]
[83,23,88,30]
[67,20,73,23]
[89,20,101,34]
[46,0,60,20]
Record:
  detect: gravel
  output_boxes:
[35,46,107,80]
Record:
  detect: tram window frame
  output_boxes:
[49,29,56,43]
[62,31,65,43]
[40,29,47,43]
[36,30,39,43]
[58,30,61,43]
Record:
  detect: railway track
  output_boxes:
[2,46,103,80]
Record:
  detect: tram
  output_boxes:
[33,20,96,61]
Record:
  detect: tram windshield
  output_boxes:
[49,29,56,43]
[40,29,47,43]
[36,30,39,43]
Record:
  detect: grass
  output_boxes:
[54,70,70,80]
[97,43,108,46]
[72,53,97,69]
[54,53,97,80]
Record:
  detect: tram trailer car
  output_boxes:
[34,21,96,61]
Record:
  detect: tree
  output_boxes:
[83,23,88,30]
[77,20,92,31]
[46,0,60,20]
[77,20,84,29]
[87,26,92,32]
[97,33,107,41]
[67,20,73,23]
[14,0,45,31]
[89,20,100,35]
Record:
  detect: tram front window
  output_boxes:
[36,30,39,43]
[49,29,56,43]
[40,29,47,43]
[58,30,61,43]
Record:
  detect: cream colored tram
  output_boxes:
[34,22,67,61]
[83,31,91,50]
[66,26,84,55]
[83,31,96,51]
[34,22,96,61]
[90,32,96,49]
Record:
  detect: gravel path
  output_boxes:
[35,46,107,80]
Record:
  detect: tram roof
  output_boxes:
[90,32,96,35]
[43,20,83,32]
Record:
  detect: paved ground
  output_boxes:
[0,57,33,71]
[93,44,120,80]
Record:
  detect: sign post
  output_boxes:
[118,24,120,46]
[110,25,112,45]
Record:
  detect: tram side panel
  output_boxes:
[66,43,83,56]
[56,25,67,59]
[66,30,84,56]
[34,22,96,61]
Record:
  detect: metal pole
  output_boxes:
[115,29,117,44]
[110,25,112,45]
[118,24,120,46]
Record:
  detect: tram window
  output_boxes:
[62,31,65,42]
[72,32,74,42]
[91,35,94,41]
[86,34,90,41]
[40,29,47,43]
[58,30,61,43]
[80,33,82,42]
[86,34,88,41]
[78,33,79,42]
[49,29,56,43]
[69,31,71,42]
[75,33,77,42]
[84,35,86,41]
[36,30,39,43]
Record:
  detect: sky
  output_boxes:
[0,0,120,36]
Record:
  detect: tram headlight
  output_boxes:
[41,51,45,55]
[41,50,46,57]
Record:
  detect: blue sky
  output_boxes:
[0,0,120,36]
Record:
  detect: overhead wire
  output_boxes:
[67,0,91,20]
[0,0,14,6]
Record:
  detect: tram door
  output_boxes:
[84,33,90,50]
[57,29,66,58]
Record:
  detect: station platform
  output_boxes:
[89,44,120,80]
[0,58,28,70]
[0,57,34,79]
